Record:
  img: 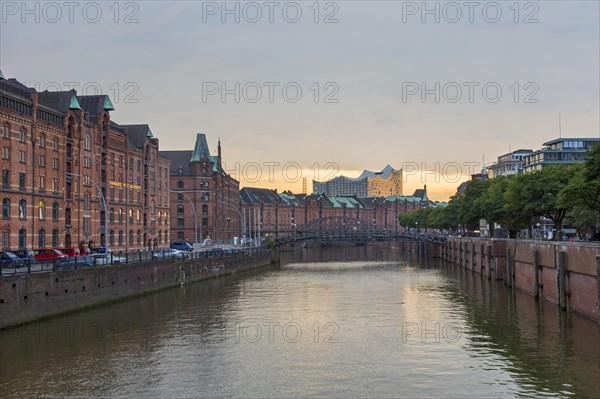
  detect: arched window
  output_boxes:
[39,134,46,148]
[129,230,134,244]
[128,209,133,224]
[38,229,46,248]
[1,229,10,249]
[84,135,91,151]
[177,180,184,189]
[158,230,162,243]
[157,211,162,225]
[52,202,59,221]
[2,198,10,219]
[118,208,123,223]
[205,182,209,189]
[19,200,26,220]
[2,123,10,138]
[136,209,141,223]
[18,229,26,249]
[177,205,184,217]
[52,229,59,247]
[109,230,115,245]
[136,230,141,244]
[109,208,115,223]
[118,231,124,245]
[38,200,46,220]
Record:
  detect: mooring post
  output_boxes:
[506,248,513,288]
[459,242,463,267]
[471,242,476,273]
[533,249,540,300]
[596,256,600,325]
[487,245,493,280]
[557,251,567,311]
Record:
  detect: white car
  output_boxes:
[90,253,126,265]
[153,249,188,260]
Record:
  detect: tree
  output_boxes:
[506,165,578,239]
[455,179,490,233]
[475,176,510,237]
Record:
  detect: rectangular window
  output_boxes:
[38,154,45,167]
[52,178,59,194]
[39,175,45,192]
[19,151,25,163]
[53,140,58,151]
[19,131,26,143]
[2,147,9,160]
[52,158,58,170]
[2,126,9,138]
[19,172,26,190]
[2,169,9,188]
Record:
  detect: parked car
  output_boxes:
[90,253,126,265]
[0,251,26,268]
[153,249,188,260]
[171,242,194,251]
[89,247,110,254]
[12,250,35,265]
[33,248,68,263]
[56,247,81,257]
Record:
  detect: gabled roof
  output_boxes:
[78,94,115,115]
[191,133,211,162]
[412,188,428,201]
[240,187,282,204]
[160,150,194,173]
[122,124,153,150]
[38,89,78,114]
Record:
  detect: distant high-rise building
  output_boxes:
[313,165,402,197]
[489,149,533,177]
[522,138,599,173]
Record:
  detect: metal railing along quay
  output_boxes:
[0,246,268,276]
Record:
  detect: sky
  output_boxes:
[1,0,599,201]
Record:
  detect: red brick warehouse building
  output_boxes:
[160,133,240,244]
[0,72,171,252]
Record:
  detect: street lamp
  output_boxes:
[217,200,245,245]
[169,189,198,246]
[67,173,108,251]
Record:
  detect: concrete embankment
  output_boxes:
[440,238,600,322]
[0,250,274,329]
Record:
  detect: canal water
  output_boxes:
[1,245,599,398]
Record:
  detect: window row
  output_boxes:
[2,199,60,221]
[0,229,61,250]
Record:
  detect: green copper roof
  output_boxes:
[386,195,422,203]
[69,94,82,110]
[191,133,211,162]
[210,156,219,172]
[0,70,4,80]
[146,128,154,138]
[329,196,362,208]
[103,96,115,111]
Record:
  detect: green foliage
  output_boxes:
[396,147,600,237]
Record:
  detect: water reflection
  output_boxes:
[0,244,598,398]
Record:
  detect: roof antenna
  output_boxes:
[559,114,562,138]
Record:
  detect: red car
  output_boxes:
[33,248,68,262]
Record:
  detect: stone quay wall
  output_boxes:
[0,250,274,329]
[442,238,600,322]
